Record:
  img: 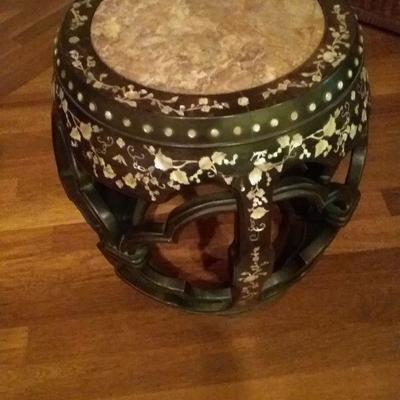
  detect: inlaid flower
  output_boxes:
[291,134,303,148]
[123,173,137,189]
[323,51,337,63]
[125,88,140,100]
[73,0,92,9]
[249,168,263,185]
[86,56,96,69]
[238,97,249,107]
[251,207,268,220]
[247,187,267,202]
[277,135,290,148]
[199,157,213,171]
[312,74,322,83]
[278,81,290,91]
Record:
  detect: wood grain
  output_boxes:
[0,2,399,399]
[350,0,400,34]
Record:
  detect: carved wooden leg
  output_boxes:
[231,178,274,308]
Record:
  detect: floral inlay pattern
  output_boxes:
[55,67,369,301]
[263,4,350,100]
[62,1,353,116]
[70,0,92,31]
[69,50,229,116]
[58,88,237,201]
[238,247,269,303]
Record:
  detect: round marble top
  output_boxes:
[91,0,325,95]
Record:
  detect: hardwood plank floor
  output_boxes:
[0,2,399,399]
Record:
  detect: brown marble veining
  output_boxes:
[91,0,325,95]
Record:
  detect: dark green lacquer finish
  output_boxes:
[52,0,370,314]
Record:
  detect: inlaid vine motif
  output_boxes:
[69,50,230,116]
[56,67,368,301]
[238,247,268,303]
[64,2,354,115]
[58,65,368,205]
[263,4,351,100]
[70,0,92,31]
[57,87,237,201]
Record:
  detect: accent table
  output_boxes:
[52,0,370,314]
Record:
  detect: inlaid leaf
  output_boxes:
[349,124,357,140]
[315,140,330,158]
[249,168,262,185]
[70,127,81,142]
[154,151,174,171]
[251,207,268,220]
[199,157,213,171]
[103,164,116,179]
[211,152,226,165]
[323,115,337,137]
[170,170,190,185]
[277,135,290,148]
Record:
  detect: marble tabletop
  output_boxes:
[91,0,325,95]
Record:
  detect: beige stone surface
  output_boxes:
[91,0,325,95]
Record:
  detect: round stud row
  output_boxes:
[57,52,362,140]
[54,6,365,139]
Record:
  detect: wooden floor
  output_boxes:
[1,3,400,400]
